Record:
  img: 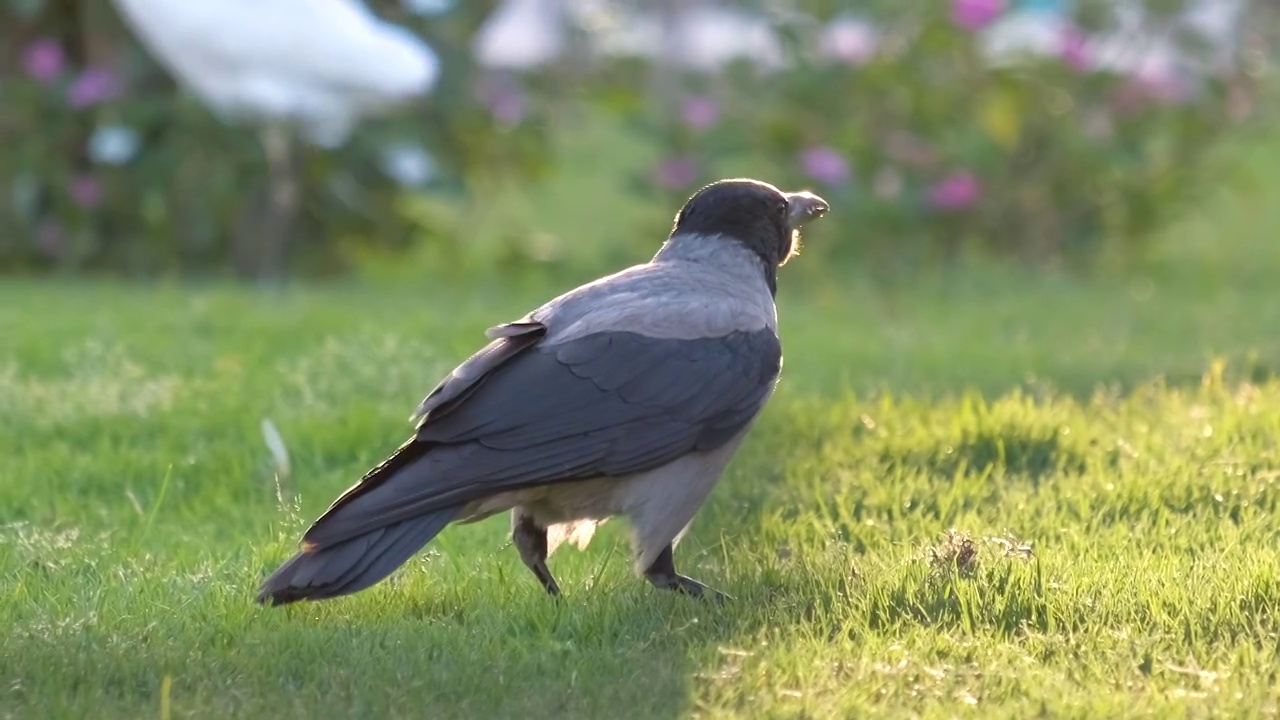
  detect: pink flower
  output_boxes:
[820,15,879,66]
[799,146,852,185]
[928,171,981,211]
[489,90,526,126]
[1132,62,1195,105]
[23,39,66,83]
[1109,60,1196,114]
[951,0,1005,32]
[680,96,719,131]
[70,174,104,209]
[652,156,700,190]
[476,77,527,127]
[1059,27,1090,73]
[68,68,121,108]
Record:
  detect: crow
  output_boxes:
[257,178,829,605]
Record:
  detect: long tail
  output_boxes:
[256,507,458,606]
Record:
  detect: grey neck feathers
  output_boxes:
[652,232,777,296]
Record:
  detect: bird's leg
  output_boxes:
[257,124,298,284]
[643,544,731,603]
[512,510,561,596]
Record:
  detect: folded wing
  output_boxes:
[302,325,782,549]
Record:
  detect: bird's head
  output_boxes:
[669,179,828,274]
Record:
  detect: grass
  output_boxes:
[5,133,1280,719]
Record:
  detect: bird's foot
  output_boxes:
[642,543,732,603]
[533,561,562,597]
[648,573,733,604]
[513,510,562,597]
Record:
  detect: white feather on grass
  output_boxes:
[260,417,291,479]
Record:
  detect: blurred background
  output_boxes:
[2,0,1276,283]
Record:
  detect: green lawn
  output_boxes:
[5,135,1280,718]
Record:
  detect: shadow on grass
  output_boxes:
[876,428,1087,484]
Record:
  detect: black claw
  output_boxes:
[513,512,561,597]
[643,544,731,603]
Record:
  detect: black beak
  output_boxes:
[785,191,829,229]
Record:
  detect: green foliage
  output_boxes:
[0,0,554,276]
[0,0,1266,277]
[627,0,1256,270]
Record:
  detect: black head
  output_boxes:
[671,179,829,272]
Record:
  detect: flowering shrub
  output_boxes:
[630,0,1261,269]
[0,0,551,276]
[0,0,1266,276]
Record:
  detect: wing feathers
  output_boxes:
[300,328,780,549]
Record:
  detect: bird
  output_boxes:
[256,178,829,605]
[108,0,440,278]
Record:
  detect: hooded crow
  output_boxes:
[256,178,829,605]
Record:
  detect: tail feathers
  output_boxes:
[256,507,458,606]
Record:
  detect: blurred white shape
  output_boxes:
[260,417,291,479]
[1093,0,1244,77]
[981,9,1069,65]
[109,0,440,278]
[596,4,785,72]
[472,0,785,73]
[88,124,141,165]
[379,142,437,187]
[819,13,879,65]
[982,0,1244,81]
[110,0,439,147]
[402,0,455,18]
[473,0,567,70]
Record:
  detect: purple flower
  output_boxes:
[68,68,121,109]
[652,156,700,190]
[680,96,719,131]
[23,39,66,83]
[1059,27,1090,73]
[476,76,527,127]
[951,0,1005,32]
[489,90,526,126]
[928,171,981,211]
[1108,60,1195,115]
[799,146,852,185]
[70,174,103,209]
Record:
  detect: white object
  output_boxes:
[819,13,879,65]
[111,0,439,147]
[981,0,1244,80]
[473,0,567,70]
[981,9,1071,66]
[471,0,785,74]
[260,418,291,479]
[88,124,141,165]
[597,4,785,72]
[110,0,440,278]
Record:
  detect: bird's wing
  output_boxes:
[409,320,548,426]
[302,325,781,548]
